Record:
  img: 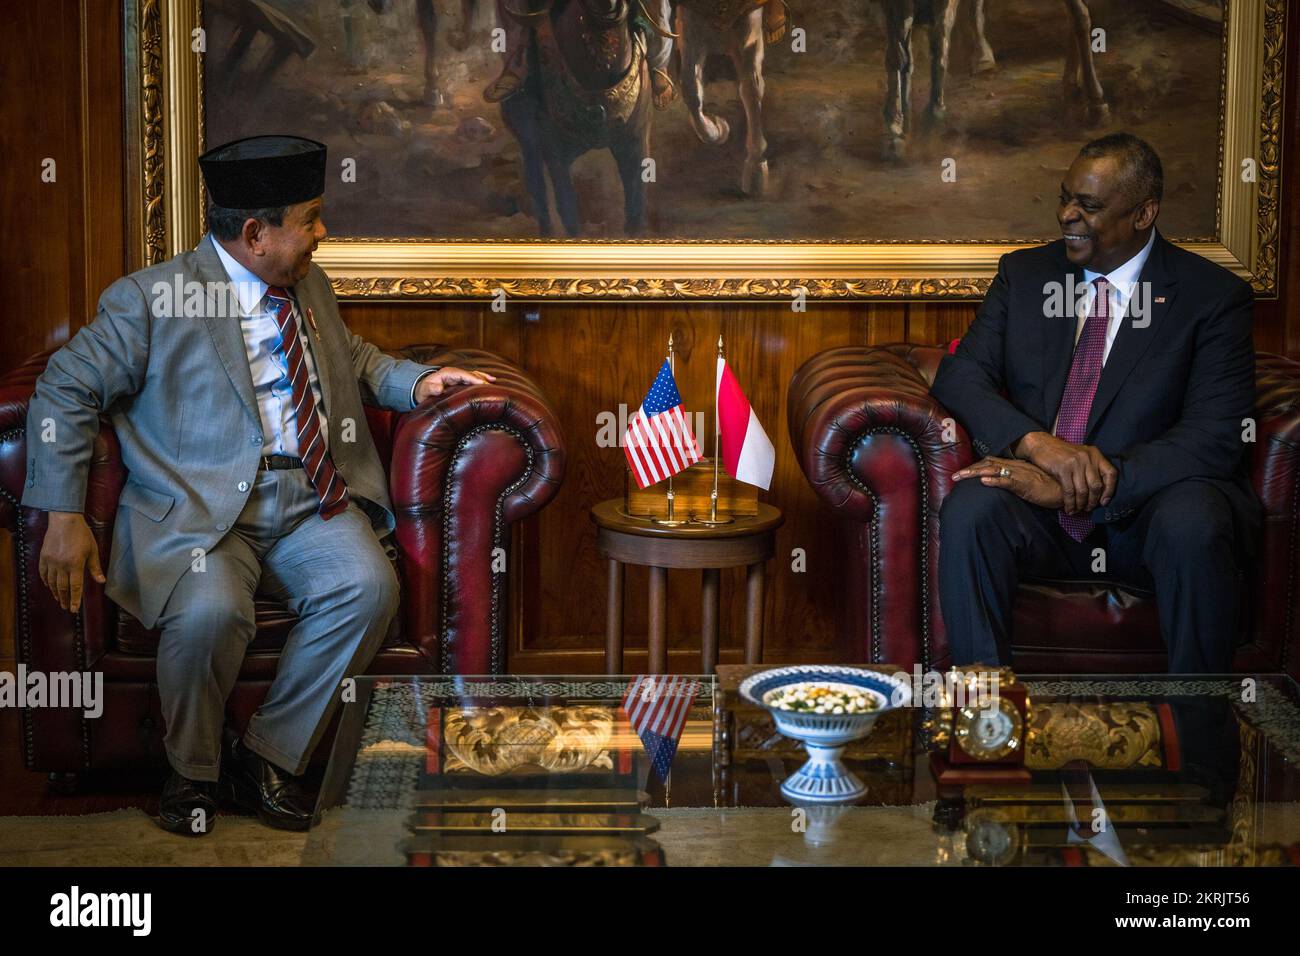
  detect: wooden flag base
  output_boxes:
[624,459,758,522]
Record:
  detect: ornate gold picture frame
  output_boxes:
[126,0,1285,299]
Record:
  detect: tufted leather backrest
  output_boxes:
[880,343,946,387]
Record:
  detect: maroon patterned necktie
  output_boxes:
[1053,277,1110,542]
[265,286,350,520]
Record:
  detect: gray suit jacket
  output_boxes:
[21,237,433,630]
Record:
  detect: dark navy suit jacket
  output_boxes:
[930,231,1260,540]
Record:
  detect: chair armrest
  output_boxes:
[0,350,57,530]
[1247,353,1300,679]
[0,349,122,771]
[789,345,973,519]
[788,345,972,669]
[388,345,565,673]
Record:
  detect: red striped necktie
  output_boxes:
[1053,277,1110,542]
[265,286,350,520]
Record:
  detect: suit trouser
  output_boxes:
[154,466,399,781]
[938,477,1242,673]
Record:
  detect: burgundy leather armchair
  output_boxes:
[788,343,1300,680]
[0,345,565,777]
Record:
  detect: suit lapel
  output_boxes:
[1041,243,1085,427]
[1083,233,1178,438]
[191,237,261,427]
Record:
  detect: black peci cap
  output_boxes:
[198,134,327,208]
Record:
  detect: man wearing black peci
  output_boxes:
[24,135,493,836]
[931,132,1260,672]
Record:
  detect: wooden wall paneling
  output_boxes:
[905,302,973,351]
[905,301,939,348]
[908,301,977,350]
[867,302,907,344]
[0,0,125,372]
[939,304,979,347]
[337,301,496,354]
[2,0,82,373]
[80,0,126,322]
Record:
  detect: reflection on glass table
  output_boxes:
[302,671,1300,867]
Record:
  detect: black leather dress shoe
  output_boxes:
[157,771,218,836]
[221,734,315,831]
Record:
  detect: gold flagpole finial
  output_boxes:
[698,331,733,526]
[652,329,688,527]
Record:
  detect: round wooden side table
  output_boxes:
[590,498,784,675]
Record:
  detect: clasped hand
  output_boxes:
[952,431,1117,515]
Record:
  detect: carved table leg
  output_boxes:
[700,567,720,675]
[648,565,668,673]
[744,561,765,664]
[605,558,624,674]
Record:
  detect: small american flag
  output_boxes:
[623,359,701,489]
[621,675,701,783]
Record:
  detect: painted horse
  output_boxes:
[881,0,1109,159]
[355,0,479,107]
[673,0,788,197]
[498,0,654,235]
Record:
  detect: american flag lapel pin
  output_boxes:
[1155,296,1166,304]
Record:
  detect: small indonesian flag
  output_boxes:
[716,357,775,490]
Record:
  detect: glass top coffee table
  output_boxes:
[302,668,1300,866]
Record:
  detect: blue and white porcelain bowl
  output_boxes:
[739,665,913,803]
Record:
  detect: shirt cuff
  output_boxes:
[410,367,440,408]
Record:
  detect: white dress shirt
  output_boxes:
[1075,227,1157,364]
[211,234,331,458]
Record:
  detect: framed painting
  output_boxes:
[125,0,1285,298]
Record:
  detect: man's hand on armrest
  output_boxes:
[1011,430,1117,515]
[413,366,496,404]
[39,511,105,614]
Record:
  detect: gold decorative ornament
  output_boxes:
[1025,701,1166,770]
[442,706,615,775]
